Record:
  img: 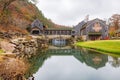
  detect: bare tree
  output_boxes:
[0,0,39,10]
[0,0,38,26]
[109,14,120,37]
[0,0,16,11]
[0,0,17,26]
[109,14,120,30]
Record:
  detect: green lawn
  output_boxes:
[76,40,120,54]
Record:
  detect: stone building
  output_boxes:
[31,19,43,35]
[74,18,108,41]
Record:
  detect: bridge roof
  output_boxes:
[46,28,73,30]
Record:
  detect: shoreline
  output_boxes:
[0,35,48,58]
[75,40,120,55]
[78,46,120,57]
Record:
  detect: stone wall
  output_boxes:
[0,31,26,40]
[10,38,48,58]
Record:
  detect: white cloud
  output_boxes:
[36,0,120,26]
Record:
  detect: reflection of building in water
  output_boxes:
[26,48,108,78]
[74,48,108,69]
[45,48,108,69]
[108,56,120,68]
[26,48,82,77]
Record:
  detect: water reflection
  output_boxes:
[25,46,120,80]
[108,56,120,68]
[74,48,108,69]
[52,39,66,47]
[44,48,108,69]
[1,45,120,80]
[31,47,120,80]
[26,52,49,77]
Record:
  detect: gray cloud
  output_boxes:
[37,0,120,26]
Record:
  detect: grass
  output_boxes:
[76,40,120,54]
[0,49,4,54]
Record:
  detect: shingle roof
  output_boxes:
[31,19,43,29]
[80,18,107,30]
[76,21,86,29]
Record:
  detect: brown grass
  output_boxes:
[0,25,28,34]
[0,56,29,79]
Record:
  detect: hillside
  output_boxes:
[0,0,69,36]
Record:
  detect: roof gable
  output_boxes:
[80,18,107,29]
[31,19,43,29]
[75,21,86,30]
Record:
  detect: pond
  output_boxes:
[27,46,120,80]
[0,43,120,80]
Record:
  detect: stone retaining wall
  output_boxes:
[11,38,48,58]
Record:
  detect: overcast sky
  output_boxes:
[36,0,120,26]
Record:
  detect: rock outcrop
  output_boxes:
[9,37,48,58]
